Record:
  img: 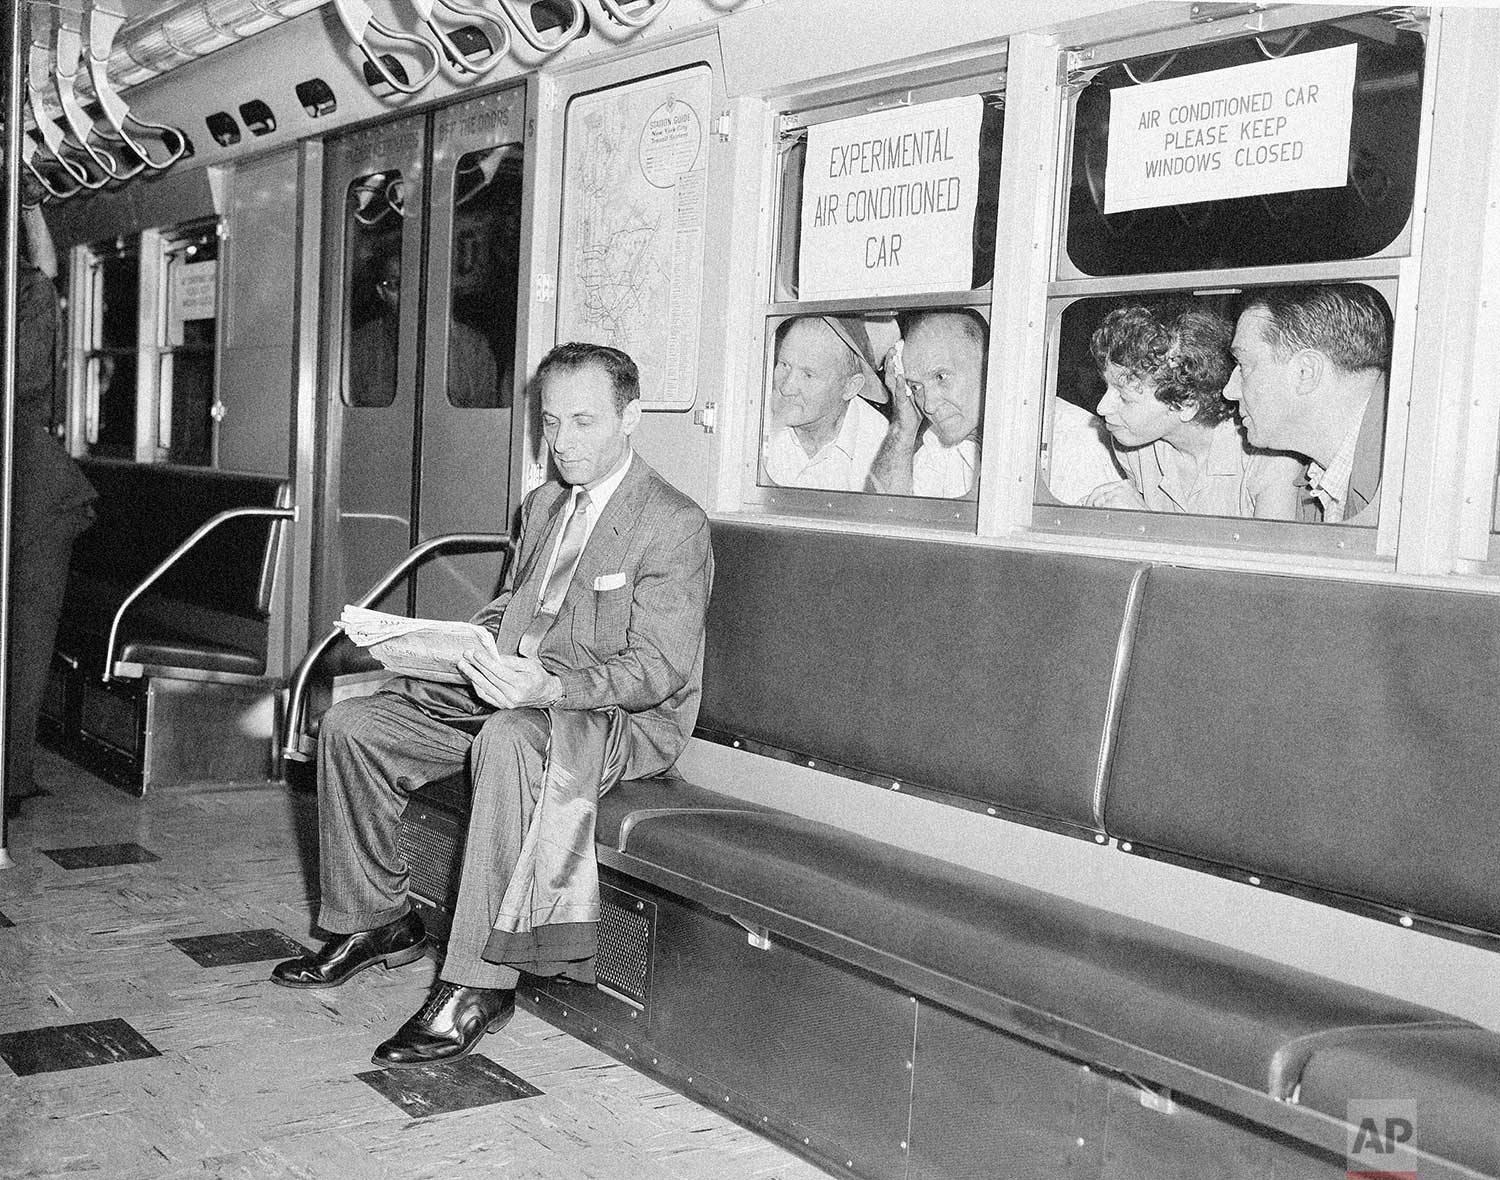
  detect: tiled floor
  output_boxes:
[0,750,827,1180]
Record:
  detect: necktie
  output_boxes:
[517,489,591,659]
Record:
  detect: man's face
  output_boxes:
[540,362,640,488]
[1096,363,1189,448]
[903,319,984,446]
[771,319,858,433]
[1225,306,1298,449]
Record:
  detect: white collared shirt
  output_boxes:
[763,397,885,491]
[912,433,978,499]
[536,449,633,603]
[1305,398,1370,524]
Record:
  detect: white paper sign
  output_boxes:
[1104,43,1357,214]
[799,94,982,301]
[174,260,218,320]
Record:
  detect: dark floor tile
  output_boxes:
[0,1018,161,1076]
[41,842,159,870]
[169,928,310,968]
[356,1054,542,1117]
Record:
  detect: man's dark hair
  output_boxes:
[535,341,641,411]
[1241,283,1392,374]
[1090,301,1235,427]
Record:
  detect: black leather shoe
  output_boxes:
[270,912,426,989]
[371,982,515,1068]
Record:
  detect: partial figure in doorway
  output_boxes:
[7,190,97,819]
[348,251,499,407]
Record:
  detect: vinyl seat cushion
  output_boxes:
[116,635,266,676]
[618,807,1469,1097]
[1296,1025,1500,1177]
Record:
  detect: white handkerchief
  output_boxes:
[593,572,627,591]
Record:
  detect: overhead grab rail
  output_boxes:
[27,41,109,191]
[592,0,673,32]
[86,3,189,171]
[102,505,298,684]
[20,134,82,202]
[54,2,144,184]
[492,0,585,55]
[280,532,510,762]
[334,0,441,95]
[409,0,511,77]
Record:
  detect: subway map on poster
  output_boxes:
[557,65,711,411]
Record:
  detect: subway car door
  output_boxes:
[318,119,427,622]
[414,86,527,621]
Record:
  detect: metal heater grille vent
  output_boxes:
[596,886,653,1004]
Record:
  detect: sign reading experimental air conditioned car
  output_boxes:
[1104,44,1357,214]
[798,94,982,301]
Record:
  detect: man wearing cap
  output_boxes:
[763,315,888,492]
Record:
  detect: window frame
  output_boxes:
[1023,7,1436,564]
[154,216,222,466]
[741,51,1010,530]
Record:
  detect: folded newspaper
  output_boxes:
[339,605,493,684]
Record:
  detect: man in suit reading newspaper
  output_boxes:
[273,342,713,1068]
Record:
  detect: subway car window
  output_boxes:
[758,71,1004,525]
[774,89,1004,301]
[446,145,522,408]
[84,240,141,459]
[340,169,406,408]
[157,220,220,465]
[1062,13,1425,277]
[1041,283,1392,528]
[759,307,987,501]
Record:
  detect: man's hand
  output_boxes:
[1080,479,1147,511]
[882,342,922,438]
[459,640,563,710]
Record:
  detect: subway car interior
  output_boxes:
[3,0,1500,1177]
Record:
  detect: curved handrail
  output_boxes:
[334,0,442,95]
[493,0,585,55]
[593,0,673,31]
[412,0,512,77]
[102,506,298,683]
[86,3,189,170]
[54,18,144,183]
[280,532,510,762]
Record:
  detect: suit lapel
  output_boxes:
[563,457,652,614]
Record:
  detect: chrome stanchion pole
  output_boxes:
[1,0,25,869]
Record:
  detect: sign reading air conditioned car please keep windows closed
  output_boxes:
[1103,43,1356,214]
[799,94,982,301]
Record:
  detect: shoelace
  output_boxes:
[415,982,461,1023]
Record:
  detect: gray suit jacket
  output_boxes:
[404,453,712,781]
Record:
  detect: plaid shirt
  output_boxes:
[1305,398,1370,524]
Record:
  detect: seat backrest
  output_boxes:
[73,460,288,620]
[1105,565,1500,943]
[700,522,1141,836]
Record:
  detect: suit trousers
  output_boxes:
[316,689,561,991]
[7,505,93,799]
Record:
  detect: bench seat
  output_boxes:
[605,801,1471,1099]
[1296,1026,1500,1176]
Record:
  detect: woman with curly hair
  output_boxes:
[1081,300,1302,519]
